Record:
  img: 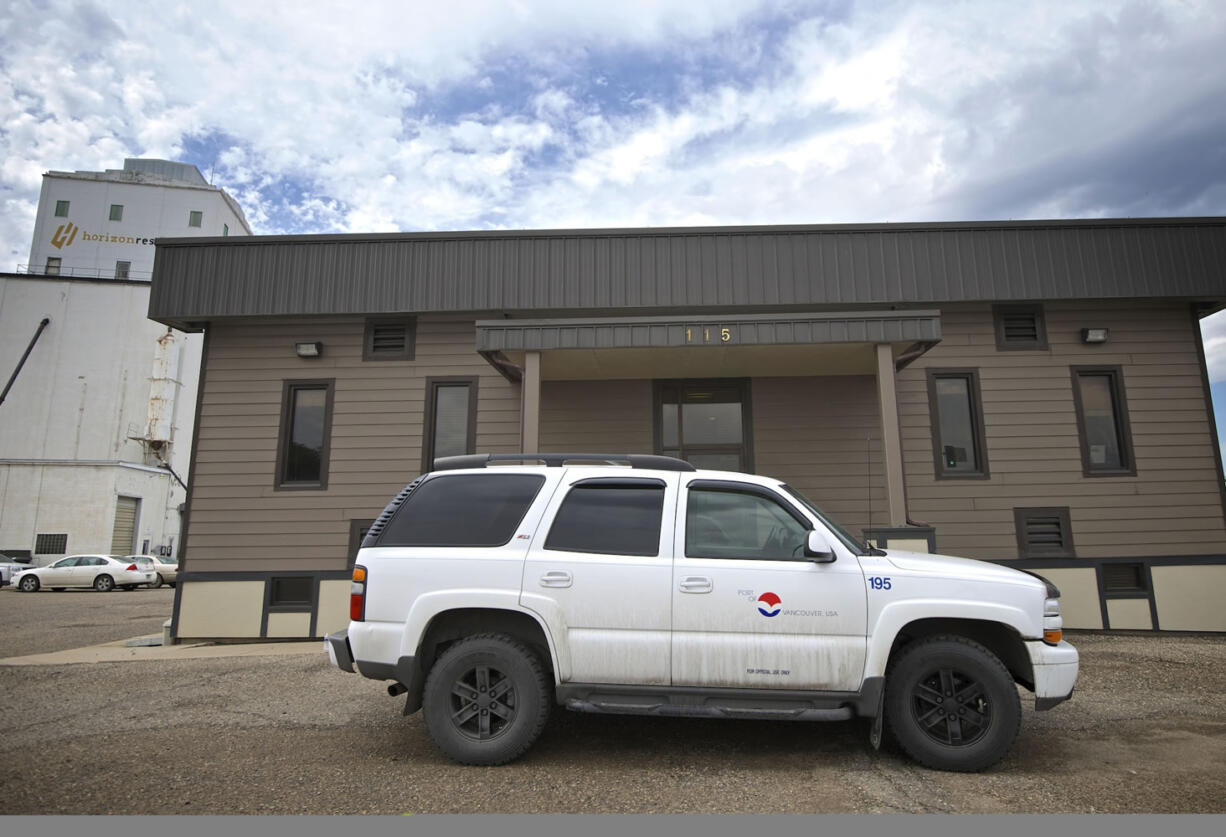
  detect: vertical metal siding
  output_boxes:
[148,221,1226,323]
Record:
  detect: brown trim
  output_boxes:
[652,378,755,474]
[992,303,1049,351]
[1070,365,1137,478]
[347,519,376,570]
[362,316,417,361]
[479,349,523,383]
[1013,506,1075,559]
[925,368,990,480]
[421,376,479,473]
[273,378,336,490]
[1191,304,1226,526]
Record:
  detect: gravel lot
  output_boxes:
[2,586,1225,814]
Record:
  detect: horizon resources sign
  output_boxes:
[51,222,157,250]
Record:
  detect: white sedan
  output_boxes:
[13,555,155,593]
[125,555,178,588]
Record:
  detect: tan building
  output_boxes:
[147,218,1226,640]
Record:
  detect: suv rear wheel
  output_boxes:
[421,633,552,766]
[884,635,1020,772]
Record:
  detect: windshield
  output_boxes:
[779,484,867,555]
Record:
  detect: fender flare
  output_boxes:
[864,599,1036,678]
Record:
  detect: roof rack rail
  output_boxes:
[432,453,697,472]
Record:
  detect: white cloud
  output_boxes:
[1,0,1225,264]
[1201,311,1226,384]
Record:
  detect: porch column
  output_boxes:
[875,343,907,526]
[521,350,541,453]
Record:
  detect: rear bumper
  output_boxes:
[1026,639,1079,710]
[325,629,355,673]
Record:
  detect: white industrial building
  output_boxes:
[0,159,250,564]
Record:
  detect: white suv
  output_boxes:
[328,453,1078,772]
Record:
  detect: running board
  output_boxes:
[557,680,883,722]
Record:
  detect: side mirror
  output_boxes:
[805,530,836,563]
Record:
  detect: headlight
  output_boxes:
[1043,597,1062,644]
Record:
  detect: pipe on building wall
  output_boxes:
[0,318,51,407]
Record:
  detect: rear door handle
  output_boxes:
[540,570,573,588]
[679,576,713,594]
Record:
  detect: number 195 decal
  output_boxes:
[869,576,892,590]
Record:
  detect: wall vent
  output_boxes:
[1014,507,1074,558]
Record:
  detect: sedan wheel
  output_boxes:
[93,574,115,593]
[18,575,40,593]
[151,574,164,589]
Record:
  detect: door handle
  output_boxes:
[540,570,573,588]
[679,576,713,594]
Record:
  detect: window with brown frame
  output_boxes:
[1071,366,1136,477]
[275,379,335,489]
[348,519,375,569]
[926,369,990,479]
[269,576,314,607]
[421,377,478,472]
[653,379,753,472]
[363,318,416,361]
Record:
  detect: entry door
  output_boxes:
[656,379,751,471]
[671,479,868,692]
[111,496,139,555]
[520,470,678,686]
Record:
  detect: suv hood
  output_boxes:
[882,549,1044,590]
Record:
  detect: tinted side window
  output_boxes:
[377,474,545,548]
[687,487,809,560]
[545,482,664,557]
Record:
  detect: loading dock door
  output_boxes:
[110,497,139,555]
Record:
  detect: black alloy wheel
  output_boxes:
[422,634,552,766]
[884,635,1021,772]
[449,663,517,742]
[908,666,991,747]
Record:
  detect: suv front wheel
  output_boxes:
[884,635,1021,772]
[421,633,552,766]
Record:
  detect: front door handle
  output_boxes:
[679,576,713,594]
[540,570,573,588]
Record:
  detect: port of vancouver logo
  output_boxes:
[757,592,781,617]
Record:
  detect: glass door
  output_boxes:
[655,379,752,472]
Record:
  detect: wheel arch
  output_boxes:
[885,618,1034,690]
[395,607,558,715]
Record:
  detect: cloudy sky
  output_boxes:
[2,0,1225,437]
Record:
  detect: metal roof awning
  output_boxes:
[476,310,941,381]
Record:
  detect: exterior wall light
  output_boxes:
[295,341,323,358]
[1080,328,1109,344]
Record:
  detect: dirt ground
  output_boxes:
[1,586,1224,813]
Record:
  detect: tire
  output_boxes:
[884,635,1021,773]
[151,574,164,589]
[421,633,552,766]
[18,575,39,593]
[93,574,115,593]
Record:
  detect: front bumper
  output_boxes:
[325,629,355,673]
[1026,639,1079,710]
